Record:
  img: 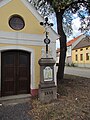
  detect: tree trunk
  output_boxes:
[56,10,67,83]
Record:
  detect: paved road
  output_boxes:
[0,102,32,120]
[64,66,90,78]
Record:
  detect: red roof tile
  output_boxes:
[67,35,82,47]
[56,35,83,53]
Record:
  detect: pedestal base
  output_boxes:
[39,85,57,103]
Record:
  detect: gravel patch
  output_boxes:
[0,102,32,120]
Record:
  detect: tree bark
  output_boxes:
[56,10,67,83]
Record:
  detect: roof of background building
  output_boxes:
[67,35,82,47]
[73,36,90,50]
[56,34,83,53]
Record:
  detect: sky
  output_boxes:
[51,13,90,49]
[50,14,82,49]
[54,6,90,49]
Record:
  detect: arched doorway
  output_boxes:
[1,50,30,96]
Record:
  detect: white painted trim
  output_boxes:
[0,0,11,8]
[0,37,45,46]
[0,45,36,93]
[0,31,56,46]
[0,31,44,41]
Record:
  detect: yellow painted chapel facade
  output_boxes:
[0,0,58,97]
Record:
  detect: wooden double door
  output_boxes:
[1,50,30,96]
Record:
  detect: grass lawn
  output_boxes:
[29,74,90,120]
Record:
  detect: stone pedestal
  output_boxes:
[38,58,57,103]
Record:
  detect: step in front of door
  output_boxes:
[0,94,31,105]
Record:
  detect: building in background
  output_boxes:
[66,34,85,65]
[72,36,90,68]
[56,34,85,65]
[56,34,90,68]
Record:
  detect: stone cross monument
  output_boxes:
[38,17,57,103]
